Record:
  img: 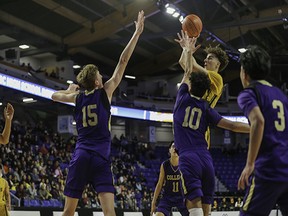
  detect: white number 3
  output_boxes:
[272,100,285,132]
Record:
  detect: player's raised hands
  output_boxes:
[134,10,145,35]
[175,30,201,54]
[4,103,14,122]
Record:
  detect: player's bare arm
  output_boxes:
[104,11,145,101]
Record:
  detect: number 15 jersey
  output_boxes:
[173,83,222,155]
[74,88,111,160]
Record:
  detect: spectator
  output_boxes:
[28,182,38,199]
[38,183,52,200]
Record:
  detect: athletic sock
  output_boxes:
[188,208,204,216]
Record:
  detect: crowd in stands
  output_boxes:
[212,196,243,211]
[20,62,65,80]
[0,117,247,211]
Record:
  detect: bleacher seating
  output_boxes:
[210,148,246,192]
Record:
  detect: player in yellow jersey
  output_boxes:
[175,31,229,146]
[0,165,10,216]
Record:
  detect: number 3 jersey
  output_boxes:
[173,83,222,155]
[238,80,288,182]
[74,88,111,160]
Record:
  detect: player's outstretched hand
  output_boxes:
[175,30,200,53]
[135,10,145,35]
[4,103,14,122]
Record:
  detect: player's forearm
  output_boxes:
[246,121,264,166]
[179,49,186,70]
[119,31,141,65]
[6,189,11,210]
[6,197,11,210]
[232,122,250,133]
[54,89,78,95]
[0,118,12,144]
[111,32,141,86]
[152,184,162,204]
[179,48,194,72]
[51,91,78,102]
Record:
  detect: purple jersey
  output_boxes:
[157,159,188,216]
[173,83,222,155]
[74,88,111,159]
[161,160,183,201]
[238,80,288,182]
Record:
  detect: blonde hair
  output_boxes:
[76,64,98,91]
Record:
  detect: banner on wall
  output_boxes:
[57,115,75,134]
[223,130,231,145]
[149,126,156,143]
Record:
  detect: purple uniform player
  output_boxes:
[237,45,288,216]
[65,88,114,198]
[52,11,145,216]
[173,34,250,216]
[151,142,188,216]
[173,82,220,216]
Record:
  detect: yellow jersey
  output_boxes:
[0,178,7,206]
[0,177,9,216]
[204,70,223,108]
[203,70,223,147]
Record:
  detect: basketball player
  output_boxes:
[173,36,250,216]
[0,103,14,145]
[151,141,188,216]
[51,11,145,216]
[237,45,288,216]
[0,165,10,216]
[175,30,229,147]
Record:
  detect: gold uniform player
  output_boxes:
[0,166,11,216]
[176,30,229,146]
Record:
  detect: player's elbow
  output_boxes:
[252,115,265,131]
[51,93,59,101]
[119,55,129,65]
[0,137,9,145]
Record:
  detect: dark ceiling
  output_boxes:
[0,0,287,102]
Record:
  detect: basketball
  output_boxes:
[182,14,203,37]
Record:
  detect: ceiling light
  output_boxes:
[283,18,288,30]
[19,44,29,49]
[238,48,247,53]
[23,98,37,103]
[179,15,184,23]
[73,65,81,69]
[166,7,175,14]
[172,11,180,18]
[125,75,136,79]
[67,80,73,84]
[0,102,2,106]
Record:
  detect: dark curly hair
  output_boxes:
[240,45,271,80]
[205,45,229,72]
[189,71,211,97]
